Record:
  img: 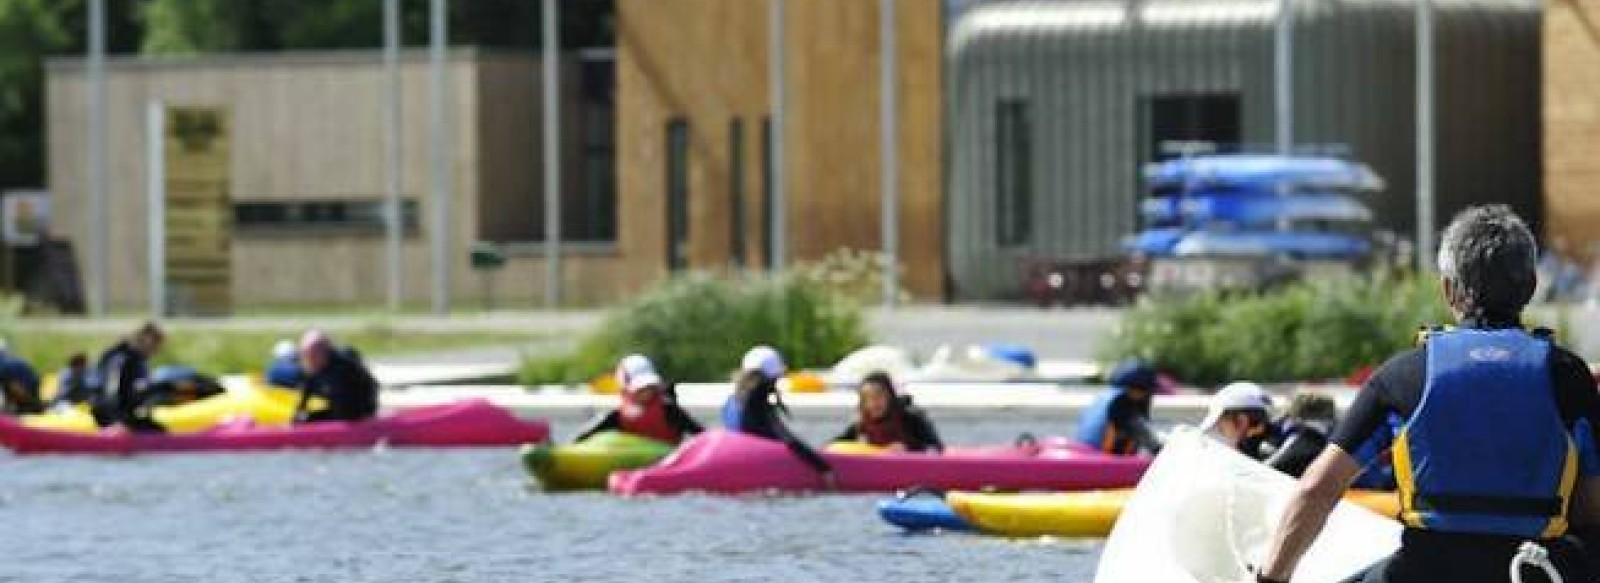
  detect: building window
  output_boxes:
[666,118,691,271]
[1143,93,1241,162]
[234,199,419,234]
[729,119,746,268]
[575,52,618,242]
[996,99,1032,247]
[760,116,775,269]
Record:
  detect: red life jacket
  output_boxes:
[617,394,681,444]
[858,410,911,448]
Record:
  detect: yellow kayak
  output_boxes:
[20,376,323,434]
[949,488,1401,538]
[521,431,675,491]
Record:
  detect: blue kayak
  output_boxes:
[877,492,974,532]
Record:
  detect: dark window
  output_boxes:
[729,119,746,268]
[1144,93,1241,162]
[666,118,690,271]
[573,51,617,242]
[760,117,774,269]
[996,99,1032,247]
[234,199,418,234]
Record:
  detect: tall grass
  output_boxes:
[519,270,870,385]
[1098,274,1454,386]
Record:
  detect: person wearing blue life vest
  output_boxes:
[265,339,303,389]
[722,346,834,487]
[1075,358,1163,455]
[1257,206,1600,583]
[0,340,42,415]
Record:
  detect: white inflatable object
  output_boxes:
[906,345,1031,383]
[1095,428,1400,583]
[828,345,918,385]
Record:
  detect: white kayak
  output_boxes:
[1095,428,1401,583]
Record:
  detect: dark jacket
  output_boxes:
[1263,420,1330,478]
[834,400,945,453]
[89,341,156,429]
[0,355,41,415]
[724,377,831,473]
[572,399,704,443]
[296,348,379,422]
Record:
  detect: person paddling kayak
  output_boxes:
[1257,206,1600,583]
[1076,358,1163,455]
[1200,381,1280,461]
[572,354,703,444]
[833,371,944,453]
[722,346,834,485]
[292,330,379,423]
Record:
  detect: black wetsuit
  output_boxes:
[1263,420,1329,478]
[834,401,945,453]
[572,400,704,443]
[295,349,379,423]
[725,378,831,473]
[1332,319,1600,583]
[88,341,163,432]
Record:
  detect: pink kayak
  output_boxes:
[608,430,1151,495]
[0,399,550,455]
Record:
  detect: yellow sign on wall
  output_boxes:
[165,106,232,315]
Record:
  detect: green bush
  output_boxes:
[519,271,870,385]
[1099,274,1454,386]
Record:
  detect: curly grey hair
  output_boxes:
[1435,205,1537,319]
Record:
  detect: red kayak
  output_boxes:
[0,399,549,455]
[609,430,1151,495]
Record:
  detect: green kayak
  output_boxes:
[521,431,675,491]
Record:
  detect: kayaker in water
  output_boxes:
[0,340,42,415]
[572,354,703,444]
[833,371,944,453]
[1263,392,1338,479]
[265,339,303,389]
[48,352,92,411]
[1199,381,1280,461]
[292,330,379,423]
[723,345,834,486]
[1257,206,1600,583]
[1075,358,1163,455]
[88,322,166,432]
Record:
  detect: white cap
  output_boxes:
[272,340,296,360]
[741,345,786,380]
[615,354,661,392]
[1200,381,1273,430]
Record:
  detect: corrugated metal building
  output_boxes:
[946,0,1540,300]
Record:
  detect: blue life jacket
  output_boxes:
[1395,329,1578,538]
[721,396,744,432]
[1076,388,1136,455]
[265,357,303,388]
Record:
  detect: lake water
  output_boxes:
[4,417,1104,582]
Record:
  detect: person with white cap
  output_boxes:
[264,339,303,389]
[571,354,703,444]
[1200,381,1279,460]
[0,338,41,415]
[723,345,834,483]
[291,329,379,423]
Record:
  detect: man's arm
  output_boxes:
[1258,445,1363,581]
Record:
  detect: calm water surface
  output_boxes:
[4,418,1104,582]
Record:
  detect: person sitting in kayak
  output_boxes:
[0,340,42,415]
[572,354,703,444]
[833,371,944,453]
[1263,392,1337,478]
[723,346,834,485]
[1075,358,1163,455]
[265,339,303,389]
[1257,206,1600,583]
[292,330,379,423]
[48,352,92,411]
[89,322,167,432]
[1200,381,1281,461]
